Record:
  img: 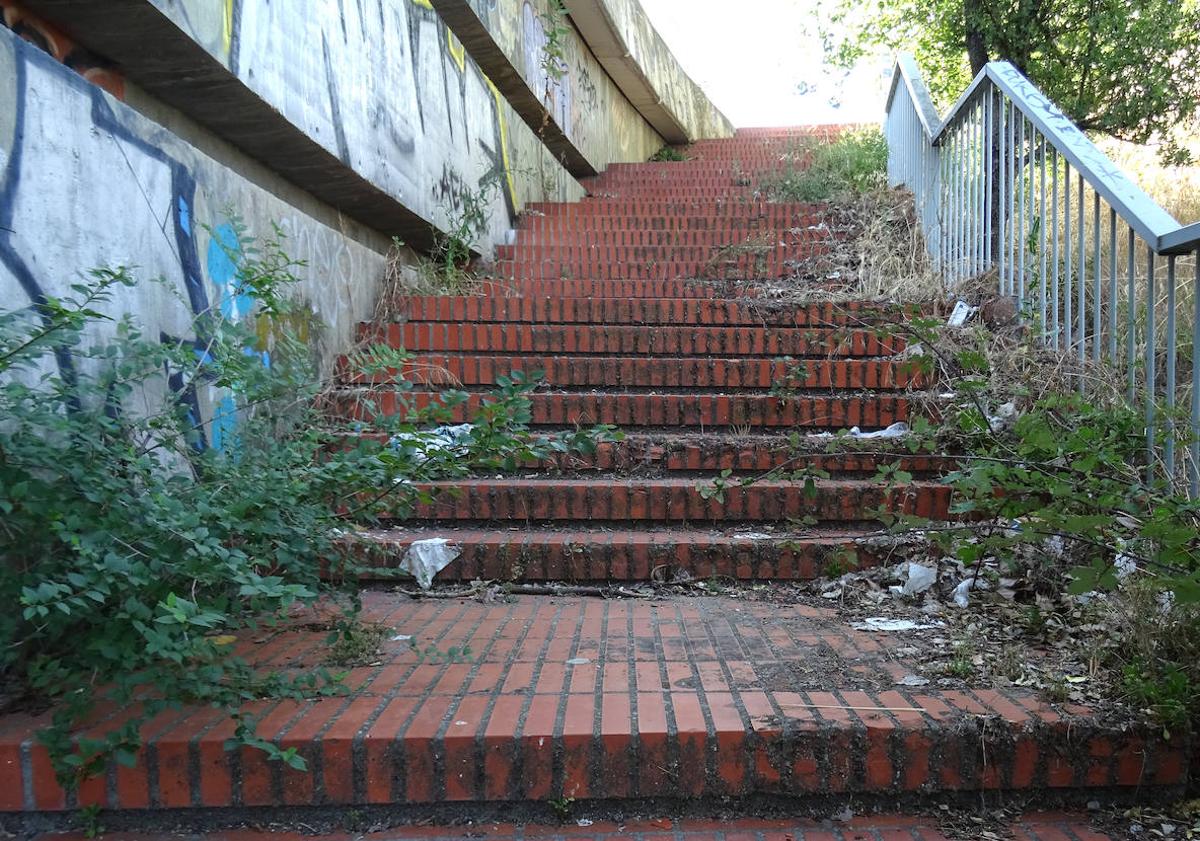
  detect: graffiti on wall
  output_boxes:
[0,31,380,451]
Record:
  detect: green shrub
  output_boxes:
[0,222,618,791]
[650,146,688,162]
[761,127,888,201]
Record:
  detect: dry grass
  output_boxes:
[753,187,945,305]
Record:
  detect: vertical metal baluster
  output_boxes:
[1077,175,1086,366]
[984,93,993,268]
[1051,149,1060,346]
[961,114,970,280]
[950,127,958,282]
[1108,207,1118,361]
[1165,256,1177,475]
[1064,163,1073,351]
[1017,114,1026,308]
[971,102,979,277]
[1037,132,1047,338]
[977,101,985,276]
[1092,192,1102,363]
[1191,251,1200,497]
[1127,228,1137,402]
[1146,248,1157,475]
[998,99,1008,295]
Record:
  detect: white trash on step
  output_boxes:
[947,300,977,327]
[848,422,910,439]
[951,576,990,607]
[400,538,461,589]
[851,617,942,632]
[390,424,474,464]
[895,561,937,596]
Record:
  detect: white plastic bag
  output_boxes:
[900,562,937,596]
[400,538,461,589]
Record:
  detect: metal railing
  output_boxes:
[885,54,1200,492]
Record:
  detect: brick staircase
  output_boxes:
[0,129,1186,829]
[341,127,946,584]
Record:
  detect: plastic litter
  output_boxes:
[950,576,990,608]
[897,674,931,687]
[390,424,474,464]
[851,617,941,632]
[847,421,910,440]
[947,300,977,327]
[1115,553,1138,579]
[400,538,461,589]
[566,657,590,665]
[897,562,937,596]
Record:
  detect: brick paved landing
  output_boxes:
[0,592,1184,813]
[32,812,1121,840]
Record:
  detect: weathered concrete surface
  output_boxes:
[565,0,734,143]
[20,0,584,253]
[0,26,386,441]
[432,0,664,175]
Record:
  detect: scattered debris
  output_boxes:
[852,617,942,632]
[946,300,977,327]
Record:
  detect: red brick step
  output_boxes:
[333,391,912,429]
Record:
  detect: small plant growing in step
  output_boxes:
[548,795,575,821]
[760,128,886,202]
[650,145,688,162]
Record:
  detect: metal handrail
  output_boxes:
[885,53,1200,491]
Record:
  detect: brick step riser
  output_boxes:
[344,356,921,391]
[11,702,1178,811]
[381,325,905,357]
[350,533,876,582]
[467,280,734,299]
[523,201,825,213]
[401,483,950,523]
[503,231,831,246]
[330,392,912,429]
[492,259,824,280]
[516,219,828,234]
[493,241,833,260]
[331,436,948,477]
[385,297,917,327]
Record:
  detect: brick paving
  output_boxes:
[0,592,1184,812]
[32,812,1122,840]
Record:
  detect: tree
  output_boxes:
[818,0,1200,161]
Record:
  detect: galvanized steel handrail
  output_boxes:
[885,53,1200,491]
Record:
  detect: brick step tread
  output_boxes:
[25,815,1128,840]
[387,296,917,326]
[494,243,832,259]
[470,281,731,299]
[505,232,831,245]
[376,324,905,357]
[492,271,814,285]
[344,355,920,390]
[397,477,950,523]
[330,391,912,429]
[4,594,1182,812]
[351,525,886,581]
[330,433,951,477]
[524,199,828,211]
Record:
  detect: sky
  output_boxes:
[637,0,891,128]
